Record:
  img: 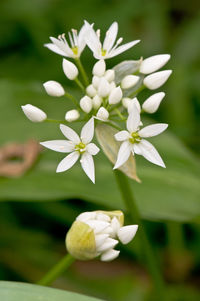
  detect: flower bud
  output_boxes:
[142,92,165,113]
[80,96,92,113]
[122,97,131,109]
[109,86,123,105]
[127,97,141,114]
[43,80,65,97]
[143,70,172,90]
[96,107,109,121]
[86,84,97,97]
[92,60,106,77]
[98,78,110,98]
[109,81,116,90]
[21,104,47,122]
[92,76,100,89]
[121,75,140,89]
[65,109,80,122]
[140,54,171,74]
[66,210,137,261]
[104,69,115,82]
[62,58,78,80]
[92,95,102,109]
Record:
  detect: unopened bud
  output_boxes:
[109,87,123,105]
[43,80,65,97]
[62,58,78,80]
[96,107,109,121]
[92,95,102,109]
[98,78,110,98]
[143,70,172,90]
[109,81,116,90]
[21,104,47,122]
[121,75,140,89]
[92,76,100,89]
[86,84,97,97]
[140,54,171,74]
[80,96,92,113]
[142,92,165,113]
[122,97,131,109]
[128,97,141,114]
[65,109,80,122]
[104,69,115,82]
[92,60,106,77]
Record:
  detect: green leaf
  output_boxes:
[0,281,102,301]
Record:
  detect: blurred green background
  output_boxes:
[0,0,200,300]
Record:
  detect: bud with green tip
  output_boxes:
[21,104,47,122]
[66,210,138,261]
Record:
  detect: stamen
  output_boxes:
[96,29,101,39]
[72,29,78,46]
[68,32,74,47]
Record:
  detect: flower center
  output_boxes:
[101,49,107,56]
[75,142,86,153]
[129,132,141,144]
[72,46,78,55]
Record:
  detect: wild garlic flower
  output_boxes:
[44,24,87,58]
[114,104,168,169]
[84,21,140,59]
[40,118,99,183]
[66,210,138,261]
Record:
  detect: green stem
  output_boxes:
[75,58,89,86]
[128,85,145,98]
[74,78,85,92]
[65,92,79,108]
[114,108,126,120]
[167,221,185,252]
[37,253,75,286]
[114,170,166,300]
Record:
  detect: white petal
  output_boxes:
[40,140,75,153]
[118,225,138,244]
[50,37,73,56]
[80,152,95,183]
[138,139,166,168]
[102,226,114,236]
[128,97,141,114]
[113,141,131,170]
[81,117,94,144]
[77,23,87,53]
[95,234,109,249]
[101,249,120,262]
[114,130,130,141]
[85,220,110,233]
[110,217,121,236]
[127,105,140,133]
[109,40,140,58]
[103,22,118,52]
[86,143,100,155]
[56,151,79,173]
[96,213,111,222]
[96,237,118,252]
[76,211,97,222]
[44,43,68,57]
[133,143,142,155]
[139,123,168,138]
[84,21,102,55]
[60,124,80,144]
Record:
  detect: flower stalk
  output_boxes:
[75,58,89,86]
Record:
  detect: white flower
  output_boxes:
[143,70,172,90]
[62,59,78,80]
[84,21,140,59]
[80,96,93,113]
[43,80,65,97]
[66,210,138,261]
[142,92,165,113]
[114,104,168,169]
[65,110,80,122]
[121,75,140,89]
[44,24,87,58]
[21,104,47,122]
[96,107,109,121]
[140,54,171,74]
[40,118,99,183]
[109,86,123,104]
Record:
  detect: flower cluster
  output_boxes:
[21,21,172,183]
[66,210,138,261]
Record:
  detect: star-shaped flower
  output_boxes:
[40,118,100,183]
[44,23,87,58]
[114,105,168,169]
[84,21,140,59]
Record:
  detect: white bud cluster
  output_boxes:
[76,211,138,262]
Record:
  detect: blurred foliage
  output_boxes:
[0,0,200,300]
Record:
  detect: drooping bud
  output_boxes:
[92,95,102,109]
[121,75,140,89]
[109,86,123,105]
[98,77,110,98]
[62,58,78,80]
[80,96,93,113]
[92,76,100,89]
[43,80,65,97]
[86,84,97,97]
[65,109,80,122]
[21,104,47,122]
[127,97,141,114]
[92,60,106,77]
[140,54,171,74]
[142,92,165,113]
[104,69,115,82]
[143,70,172,90]
[96,107,109,121]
